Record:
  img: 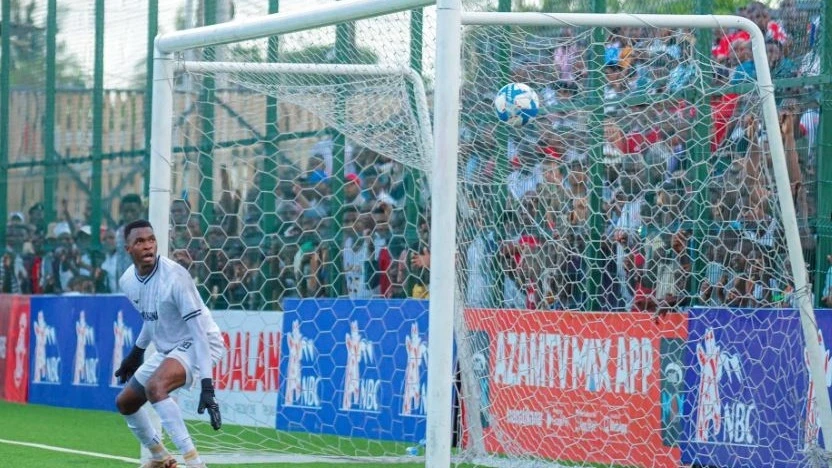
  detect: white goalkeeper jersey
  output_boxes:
[120,255,221,354]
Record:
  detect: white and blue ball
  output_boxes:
[494,82,540,126]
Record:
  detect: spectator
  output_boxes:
[26,231,46,294]
[369,201,394,298]
[462,213,497,308]
[343,207,373,299]
[28,202,46,237]
[1,223,29,293]
[101,228,119,293]
[730,40,756,84]
[114,193,144,291]
[55,222,85,293]
[767,40,796,78]
[344,173,364,208]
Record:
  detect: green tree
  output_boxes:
[2,0,84,87]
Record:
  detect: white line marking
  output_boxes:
[0,437,140,464]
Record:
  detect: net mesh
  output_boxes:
[163,5,826,467]
[453,19,820,468]
[167,9,434,463]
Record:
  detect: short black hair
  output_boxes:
[124,219,153,242]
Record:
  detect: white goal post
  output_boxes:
[147,0,832,466]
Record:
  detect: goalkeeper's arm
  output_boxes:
[114,323,151,384]
[185,316,221,430]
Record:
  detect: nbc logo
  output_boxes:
[694,328,756,445]
[341,320,380,412]
[32,311,60,384]
[401,322,428,417]
[73,310,98,386]
[284,320,319,408]
[110,310,134,387]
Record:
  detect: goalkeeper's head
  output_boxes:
[124,219,157,275]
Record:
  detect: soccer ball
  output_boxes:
[494,82,540,126]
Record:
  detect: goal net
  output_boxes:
[452,10,830,468]
[149,1,831,467]
[152,2,438,465]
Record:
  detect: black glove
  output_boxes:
[198,378,222,430]
[114,345,145,384]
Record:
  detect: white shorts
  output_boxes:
[134,333,226,389]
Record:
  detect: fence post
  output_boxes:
[403,7,424,251]
[0,0,11,244]
[689,0,714,302]
[90,0,105,257]
[199,0,217,230]
[586,0,606,312]
[814,1,832,307]
[44,0,58,225]
[331,14,356,296]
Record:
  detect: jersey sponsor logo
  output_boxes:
[73,310,99,386]
[341,320,379,412]
[139,309,159,321]
[12,312,27,389]
[803,330,832,449]
[110,310,134,387]
[284,320,319,408]
[129,295,158,321]
[694,328,756,445]
[401,322,428,417]
[215,329,281,392]
[32,310,60,384]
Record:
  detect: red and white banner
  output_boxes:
[0,295,9,400]
[2,295,30,403]
[178,310,283,428]
[463,309,687,468]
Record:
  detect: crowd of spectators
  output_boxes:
[1,0,831,313]
[452,0,831,313]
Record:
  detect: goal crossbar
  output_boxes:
[155,0,435,54]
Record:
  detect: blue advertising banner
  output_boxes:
[28,295,142,411]
[682,307,812,467]
[277,299,429,443]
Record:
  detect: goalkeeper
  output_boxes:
[114,219,226,468]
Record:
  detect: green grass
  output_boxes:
[0,401,632,468]
[0,401,422,467]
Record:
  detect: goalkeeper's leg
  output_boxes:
[116,379,177,468]
[144,357,206,468]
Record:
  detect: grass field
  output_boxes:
[0,401,632,468]
[0,401,423,467]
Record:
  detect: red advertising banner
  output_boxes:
[0,295,11,400]
[463,309,687,468]
[3,295,30,403]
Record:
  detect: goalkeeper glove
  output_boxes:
[198,378,222,430]
[114,345,145,384]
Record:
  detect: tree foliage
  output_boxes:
[2,0,85,87]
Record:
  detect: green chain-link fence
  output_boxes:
[0,0,830,306]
